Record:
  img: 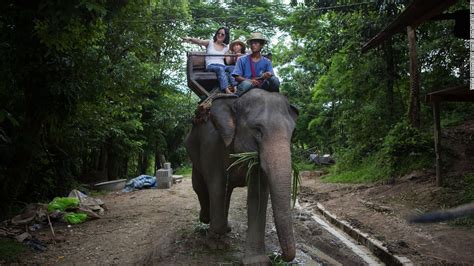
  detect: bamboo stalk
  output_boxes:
[46,213,56,244]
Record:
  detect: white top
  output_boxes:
[205,39,228,67]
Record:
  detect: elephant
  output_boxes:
[185,89,298,264]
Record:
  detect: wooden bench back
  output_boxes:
[187,52,206,71]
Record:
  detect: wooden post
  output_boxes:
[433,101,442,186]
[407,26,421,128]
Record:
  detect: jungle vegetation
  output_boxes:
[0,0,471,218]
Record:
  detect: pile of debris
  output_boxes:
[0,189,106,252]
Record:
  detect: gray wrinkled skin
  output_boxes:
[185,89,298,264]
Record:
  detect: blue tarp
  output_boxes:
[123,175,157,192]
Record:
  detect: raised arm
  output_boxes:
[181,37,209,48]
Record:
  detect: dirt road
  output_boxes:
[22,178,373,265]
[299,171,474,265]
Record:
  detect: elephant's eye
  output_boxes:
[253,127,263,140]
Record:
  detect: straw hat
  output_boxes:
[229,40,246,52]
[246,32,267,45]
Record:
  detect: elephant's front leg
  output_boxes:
[224,186,234,233]
[192,168,210,224]
[208,176,231,236]
[204,175,232,251]
[243,172,270,265]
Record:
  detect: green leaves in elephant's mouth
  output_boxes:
[227,152,301,207]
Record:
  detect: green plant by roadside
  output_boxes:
[461,173,474,203]
[268,251,300,265]
[0,238,28,263]
[380,121,433,177]
[450,173,474,226]
[194,221,209,236]
[324,155,387,183]
[88,190,108,197]
[293,160,317,172]
[174,165,193,177]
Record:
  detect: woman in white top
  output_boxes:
[182,27,234,94]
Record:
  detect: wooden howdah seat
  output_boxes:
[187,52,218,99]
[186,51,272,100]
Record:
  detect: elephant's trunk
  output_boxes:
[260,136,296,262]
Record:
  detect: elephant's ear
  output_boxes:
[210,99,236,147]
[289,104,299,122]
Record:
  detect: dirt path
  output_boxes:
[299,172,474,265]
[24,180,201,264]
[22,178,370,265]
[19,173,474,265]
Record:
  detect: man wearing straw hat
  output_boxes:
[232,32,280,95]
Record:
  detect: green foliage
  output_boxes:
[174,165,193,177]
[461,173,474,204]
[194,221,209,236]
[324,155,387,183]
[268,252,286,265]
[268,251,301,265]
[0,238,28,263]
[291,161,301,207]
[447,173,474,226]
[326,121,433,184]
[175,165,193,177]
[0,0,194,216]
[64,212,88,224]
[228,152,260,186]
[380,121,433,176]
[293,160,317,172]
[88,190,108,197]
[0,0,470,217]
[274,0,468,184]
[47,197,80,212]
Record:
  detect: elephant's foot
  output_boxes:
[208,223,231,235]
[205,232,229,250]
[199,210,210,224]
[242,255,271,266]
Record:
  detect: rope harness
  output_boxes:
[192,91,237,125]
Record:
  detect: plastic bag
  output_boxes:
[47,197,79,212]
[63,213,87,224]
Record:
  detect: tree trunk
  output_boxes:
[154,144,161,175]
[97,144,108,180]
[107,149,118,180]
[407,26,421,128]
[384,38,395,124]
[122,156,129,178]
[154,146,166,174]
[138,150,149,175]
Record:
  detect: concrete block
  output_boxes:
[156,168,173,189]
[172,175,183,184]
[158,181,172,189]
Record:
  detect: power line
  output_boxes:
[115,2,375,24]
[303,1,374,11]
